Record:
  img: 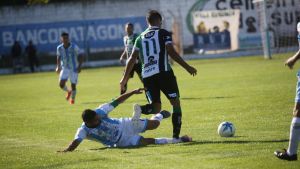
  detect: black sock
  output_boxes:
[172,107,182,139]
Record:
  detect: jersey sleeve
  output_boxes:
[74,127,87,142]
[297,22,300,33]
[95,100,119,117]
[133,35,142,51]
[160,29,173,45]
[56,46,61,58]
[123,36,127,47]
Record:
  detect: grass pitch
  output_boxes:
[0,53,300,169]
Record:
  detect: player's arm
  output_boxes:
[56,55,61,74]
[114,88,144,105]
[120,49,127,64]
[166,44,197,76]
[56,47,61,74]
[285,49,300,69]
[120,50,139,90]
[58,139,81,152]
[77,54,84,73]
[75,46,84,73]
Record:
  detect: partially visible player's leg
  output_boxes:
[275,103,300,161]
[139,135,192,146]
[141,75,162,115]
[70,83,76,104]
[160,71,182,138]
[69,71,78,104]
[134,62,143,83]
[121,68,135,94]
[275,74,300,161]
[144,111,171,131]
[169,98,182,139]
[287,103,300,155]
[59,69,71,100]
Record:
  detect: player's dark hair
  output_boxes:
[126,22,134,27]
[82,109,96,122]
[61,32,69,37]
[146,10,162,25]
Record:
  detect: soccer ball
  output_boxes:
[217,122,235,137]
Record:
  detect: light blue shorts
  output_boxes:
[116,118,148,147]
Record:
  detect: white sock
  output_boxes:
[61,86,69,92]
[287,117,300,155]
[71,90,76,100]
[151,113,163,122]
[155,138,181,144]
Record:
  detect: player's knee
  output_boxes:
[59,83,65,88]
[71,84,76,90]
[170,98,180,107]
[152,120,160,129]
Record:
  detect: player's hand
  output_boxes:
[56,67,61,74]
[186,66,197,76]
[132,88,145,94]
[77,66,82,73]
[285,57,296,69]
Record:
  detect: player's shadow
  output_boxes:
[181,139,289,146]
[181,96,235,100]
[89,145,148,151]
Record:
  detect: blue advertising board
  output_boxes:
[0,16,147,55]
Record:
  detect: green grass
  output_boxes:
[1,53,300,169]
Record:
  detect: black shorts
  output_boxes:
[129,62,142,78]
[143,70,180,104]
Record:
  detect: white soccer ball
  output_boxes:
[218,122,235,137]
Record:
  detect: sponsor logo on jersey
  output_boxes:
[144,56,158,68]
[144,31,155,39]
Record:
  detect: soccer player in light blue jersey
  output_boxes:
[274,22,300,161]
[58,88,192,152]
[56,32,83,104]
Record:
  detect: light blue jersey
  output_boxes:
[295,22,300,103]
[298,22,300,48]
[74,102,123,146]
[57,43,80,72]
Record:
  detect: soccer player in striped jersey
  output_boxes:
[120,23,143,94]
[274,22,300,161]
[56,32,83,104]
[120,10,197,139]
[58,88,192,152]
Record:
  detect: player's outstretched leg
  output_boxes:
[274,103,300,161]
[139,135,192,146]
[59,80,71,101]
[70,83,76,104]
[142,110,171,131]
